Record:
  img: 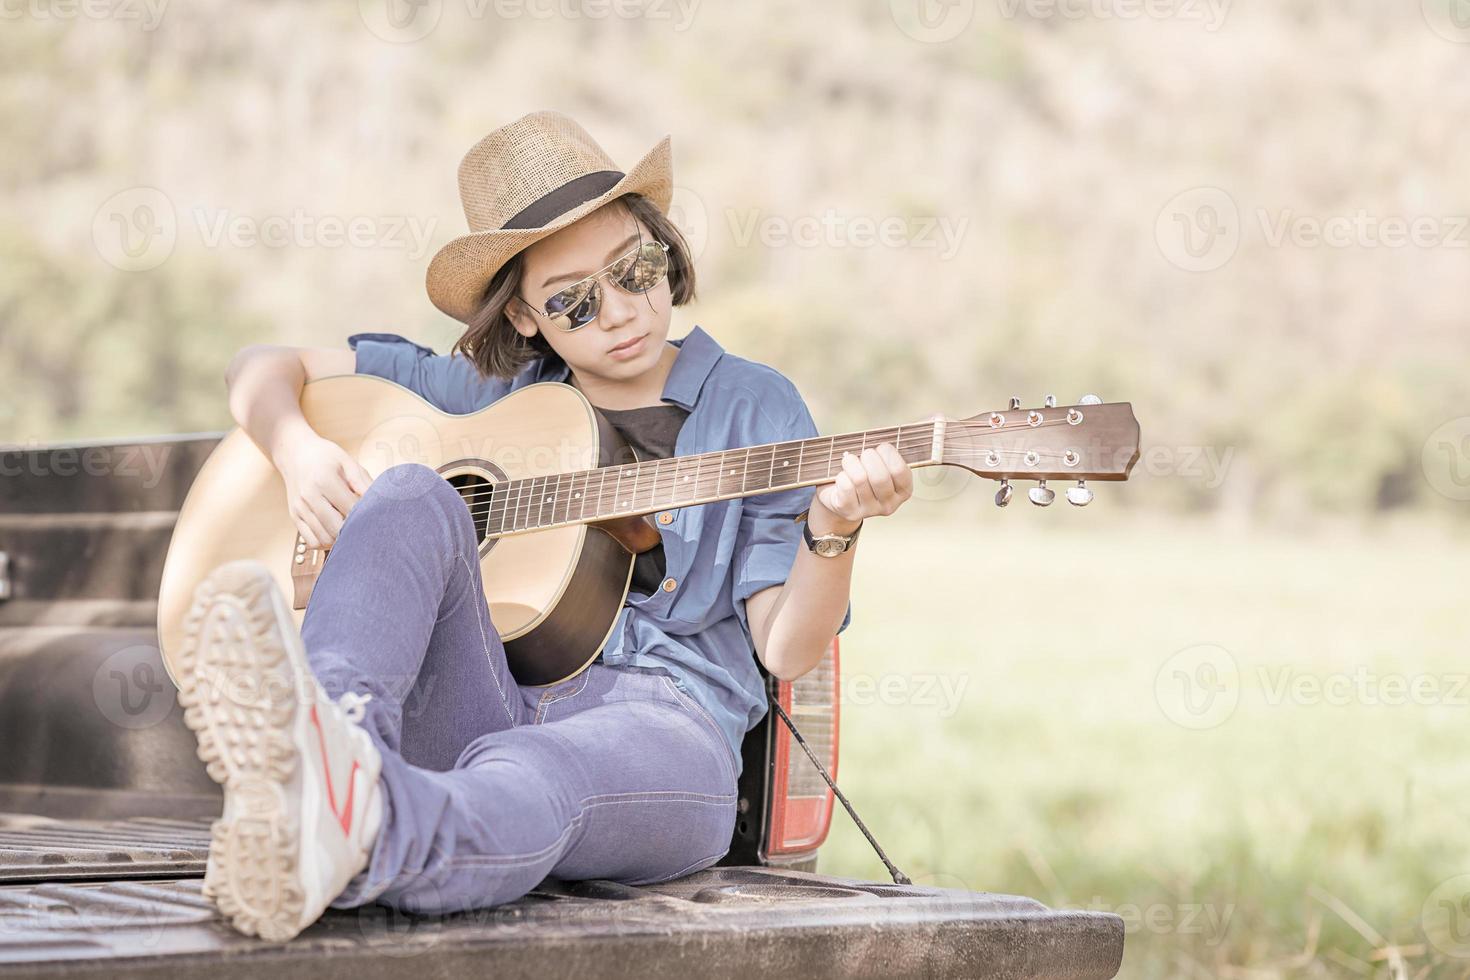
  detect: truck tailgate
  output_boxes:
[0,866,1122,980]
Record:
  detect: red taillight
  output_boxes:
[765,637,840,858]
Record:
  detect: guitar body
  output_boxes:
[157,375,646,691]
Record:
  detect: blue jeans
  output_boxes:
[299,462,740,914]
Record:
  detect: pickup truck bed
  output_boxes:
[0,434,1124,979]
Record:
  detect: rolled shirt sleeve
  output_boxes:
[730,383,854,649]
[347,332,510,415]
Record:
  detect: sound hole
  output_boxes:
[447,472,495,544]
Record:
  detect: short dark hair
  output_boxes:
[452,193,698,381]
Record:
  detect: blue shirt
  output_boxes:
[347,325,852,771]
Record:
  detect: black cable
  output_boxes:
[768,696,911,886]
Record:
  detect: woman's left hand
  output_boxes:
[811,413,938,532]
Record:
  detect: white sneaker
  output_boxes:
[175,559,385,942]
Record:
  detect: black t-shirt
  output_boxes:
[596,403,691,596]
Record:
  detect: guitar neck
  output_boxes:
[485,420,942,536]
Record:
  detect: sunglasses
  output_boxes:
[519,239,671,332]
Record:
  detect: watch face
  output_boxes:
[815,537,846,557]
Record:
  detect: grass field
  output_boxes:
[820,509,1470,979]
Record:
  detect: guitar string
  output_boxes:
[449,417,1089,514]
[453,437,1097,532]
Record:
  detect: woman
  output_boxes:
[180,110,917,942]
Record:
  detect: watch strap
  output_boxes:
[801,514,863,553]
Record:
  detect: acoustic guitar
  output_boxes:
[156,377,1140,689]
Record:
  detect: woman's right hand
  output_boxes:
[273,432,374,549]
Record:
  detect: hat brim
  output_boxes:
[425,135,674,324]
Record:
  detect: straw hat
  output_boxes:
[425,110,674,323]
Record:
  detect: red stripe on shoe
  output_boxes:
[310,704,360,837]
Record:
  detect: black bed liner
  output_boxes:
[0,867,1122,980]
[0,815,211,884]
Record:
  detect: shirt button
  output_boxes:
[657,511,674,525]
[662,577,678,592]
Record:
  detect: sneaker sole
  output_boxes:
[175,560,314,942]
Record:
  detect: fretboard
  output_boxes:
[484,421,938,536]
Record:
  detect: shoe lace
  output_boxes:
[337,691,374,724]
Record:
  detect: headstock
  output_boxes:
[943,394,1140,507]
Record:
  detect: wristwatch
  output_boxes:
[801,515,863,558]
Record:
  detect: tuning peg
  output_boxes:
[1066,480,1094,507]
[1078,394,1102,406]
[994,478,1013,507]
[1008,396,1021,410]
[1028,480,1055,507]
[1044,394,1056,408]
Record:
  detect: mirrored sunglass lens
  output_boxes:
[553,288,598,330]
[618,243,668,293]
[544,280,589,316]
